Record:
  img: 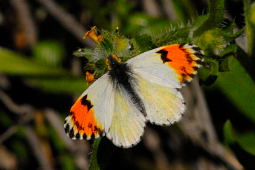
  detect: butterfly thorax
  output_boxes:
[108,55,146,115]
[108,55,130,85]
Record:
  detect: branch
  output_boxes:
[45,109,89,170]
[0,90,54,169]
[36,0,95,47]
[0,90,33,115]
[142,0,162,17]
[24,125,54,170]
[0,126,19,144]
[161,0,177,20]
[10,0,37,47]
[0,89,89,169]
[179,78,243,170]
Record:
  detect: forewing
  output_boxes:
[127,44,204,87]
[64,74,114,140]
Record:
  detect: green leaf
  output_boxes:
[219,44,237,57]
[219,57,231,72]
[60,154,76,170]
[196,29,227,56]
[133,34,155,52]
[89,138,102,170]
[171,0,196,21]
[151,24,191,46]
[33,40,65,67]
[223,120,236,144]
[194,0,225,36]
[73,48,95,61]
[199,58,219,85]
[0,47,88,94]
[25,77,87,94]
[244,1,255,57]
[215,57,255,123]
[223,120,255,155]
[0,47,67,76]
[237,132,255,155]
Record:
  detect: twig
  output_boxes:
[0,89,34,143]
[36,0,95,47]
[179,78,243,170]
[0,90,54,169]
[10,0,37,47]
[44,109,75,151]
[24,125,54,170]
[45,109,89,170]
[0,89,89,169]
[161,0,177,20]
[142,0,162,17]
[0,126,19,144]
[0,90,33,115]
[144,128,170,170]
[0,74,10,89]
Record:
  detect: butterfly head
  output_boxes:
[106,54,122,70]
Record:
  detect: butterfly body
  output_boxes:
[64,44,204,148]
[108,55,146,115]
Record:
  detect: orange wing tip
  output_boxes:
[157,44,204,83]
[182,44,204,63]
[64,95,103,140]
[64,116,102,140]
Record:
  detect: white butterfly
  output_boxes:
[64,44,204,148]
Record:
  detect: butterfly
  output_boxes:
[64,44,204,148]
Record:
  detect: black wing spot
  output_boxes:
[179,43,185,48]
[194,52,204,59]
[76,133,80,139]
[193,66,199,71]
[69,128,74,138]
[188,73,195,78]
[186,55,193,64]
[81,95,93,110]
[192,46,201,51]
[65,124,70,133]
[156,49,171,63]
[196,60,204,65]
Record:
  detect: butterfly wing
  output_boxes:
[106,86,146,148]
[132,74,185,125]
[127,44,204,125]
[64,74,114,140]
[127,44,203,87]
[64,73,146,148]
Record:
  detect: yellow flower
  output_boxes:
[86,71,95,83]
[83,26,103,43]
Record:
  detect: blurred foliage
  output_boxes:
[89,138,101,170]
[33,40,65,67]
[224,120,255,155]
[0,0,255,169]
